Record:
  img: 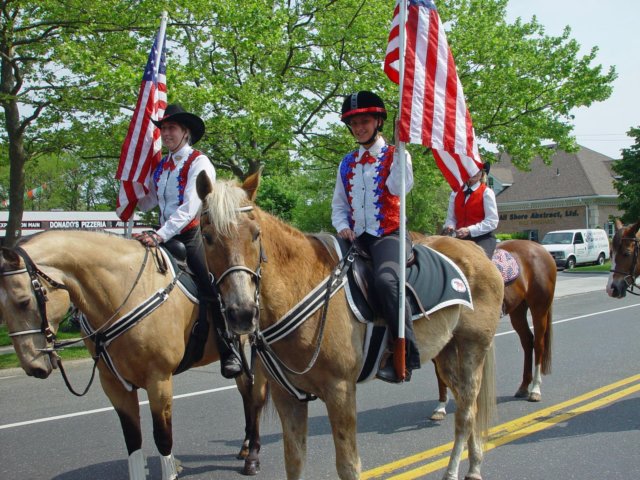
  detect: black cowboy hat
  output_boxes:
[151,104,205,145]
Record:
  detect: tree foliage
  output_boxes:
[0,0,617,240]
[612,127,640,223]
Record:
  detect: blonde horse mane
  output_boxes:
[201,179,250,238]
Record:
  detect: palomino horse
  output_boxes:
[196,171,504,480]
[0,230,267,479]
[429,239,556,420]
[607,219,640,298]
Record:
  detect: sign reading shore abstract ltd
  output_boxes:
[0,211,152,238]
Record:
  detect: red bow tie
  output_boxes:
[162,156,176,172]
[357,151,376,165]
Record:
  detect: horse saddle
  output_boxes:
[325,236,473,324]
[315,235,474,383]
[159,242,209,375]
[492,248,520,284]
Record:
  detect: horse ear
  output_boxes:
[614,218,624,230]
[0,247,21,272]
[242,166,263,202]
[196,170,213,201]
[632,221,640,237]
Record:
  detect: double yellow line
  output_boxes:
[362,374,640,479]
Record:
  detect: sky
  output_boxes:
[505,0,640,159]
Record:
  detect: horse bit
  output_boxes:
[610,235,640,296]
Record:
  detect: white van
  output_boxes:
[541,229,610,269]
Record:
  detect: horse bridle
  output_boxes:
[610,236,640,296]
[3,246,69,346]
[201,205,266,321]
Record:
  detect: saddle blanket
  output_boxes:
[320,236,474,383]
[327,236,473,324]
[492,248,520,284]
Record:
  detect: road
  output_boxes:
[1,272,639,479]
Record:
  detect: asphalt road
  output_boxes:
[1,272,639,479]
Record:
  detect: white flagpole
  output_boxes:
[397,0,408,343]
[125,11,168,238]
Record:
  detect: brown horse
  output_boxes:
[607,219,640,298]
[0,230,267,479]
[430,239,556,420]
[196,171,504,480]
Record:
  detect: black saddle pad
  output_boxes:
[329,237,473,322]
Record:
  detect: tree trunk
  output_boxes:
[1,44,27,248]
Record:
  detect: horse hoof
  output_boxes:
[514,387,529,398]
[242,459,260,476]
[528,392,541,402]
[430,410,446,421]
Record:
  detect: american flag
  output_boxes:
[116,24,167,221]
[384,0,483,190]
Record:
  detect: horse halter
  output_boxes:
[201,205,267,325]
[610,236,640,296]
[2,246,69,347]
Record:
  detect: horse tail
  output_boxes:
[476,341,497,439]
[541,304,553,375]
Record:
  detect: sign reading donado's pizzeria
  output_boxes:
[0,211,152,238]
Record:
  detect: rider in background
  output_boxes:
[133,103,242,379]
[331,90,420,383]
[443,163,499,258]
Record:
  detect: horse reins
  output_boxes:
[610,236,640,295]
[3,244,155,396]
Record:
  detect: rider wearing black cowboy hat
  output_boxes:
[135,103,242,379]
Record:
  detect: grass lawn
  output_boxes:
[0,324,80,347]
[565,261,612,273]
[0,346,91,370]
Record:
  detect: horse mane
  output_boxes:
[201,179,252,238]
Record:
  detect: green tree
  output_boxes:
[612,127,640,223]
[0,0,617,240]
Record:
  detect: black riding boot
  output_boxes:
[376,310,421,383]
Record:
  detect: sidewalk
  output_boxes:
[554,271,609,298]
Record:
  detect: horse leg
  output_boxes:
[99,373,145,480]
[436,342,494,480]
[527,304,553,403]
[235,367,269,475]
[509,303,534,399]
[430,359,449,421]
[272,384,309,480]
[147,376,180,480]
[325,381,360,479]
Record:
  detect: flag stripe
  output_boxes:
[116,27,167,221]
[384,0,483,191]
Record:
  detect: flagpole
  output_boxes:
[395,0,409,380]
[124,11,168,238]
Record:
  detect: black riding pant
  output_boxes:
[356,231,421,370]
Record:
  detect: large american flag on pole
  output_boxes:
[384,0,483,190]
[116,21,167,221]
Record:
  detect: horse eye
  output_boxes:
[17,298,31,310]
[202,232,213,245]
[252,228,261,242]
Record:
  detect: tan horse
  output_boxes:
[429,238,556,421]
[196,171,504,480]
[0,230,267,479]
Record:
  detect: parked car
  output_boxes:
[541,228,610,269]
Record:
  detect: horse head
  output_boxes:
[0,246,71,378]
[197,170,263,335]
[607,219,640,298]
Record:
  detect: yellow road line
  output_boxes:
[361,374,640,479]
